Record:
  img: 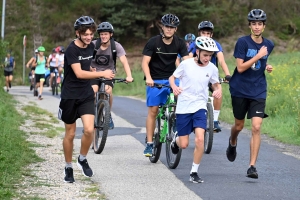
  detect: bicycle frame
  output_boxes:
[157,92,176,143]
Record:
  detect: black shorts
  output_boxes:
[31,67,36,71]
[58,95,95,124]
[90,79,114,88]
[35,74,45,83]
[4,71,13,76]
[231,96,268,120]
[50,66,58,73]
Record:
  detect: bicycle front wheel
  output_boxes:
[93,99,110,154]
[166,112,182,169]
[204,102,214,154]
[149,117,162,163]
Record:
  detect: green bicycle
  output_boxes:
[148,83,182,169]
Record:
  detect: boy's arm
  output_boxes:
[142,55,153,86]
[119,55,133,82]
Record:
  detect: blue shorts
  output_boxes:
[176,109,207,136]
[146,79,179,107]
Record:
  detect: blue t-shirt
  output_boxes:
[188,39,222,66]
[229,35,274,99]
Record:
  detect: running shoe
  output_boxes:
[226,137,237,162]
[76,156,94,177]
[189,172,204,183]
[247,165,258,179]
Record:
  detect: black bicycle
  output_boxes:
[51,68,59,96]
[147,83,182,169]
[93,77,129,154]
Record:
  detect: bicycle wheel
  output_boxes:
[33,76,38,96]
[166,111,182,169]
[149,116,162,163]
[55,75,59,95]
[204,102,214,154]
[93,99,110,154]
[51,76,56,95]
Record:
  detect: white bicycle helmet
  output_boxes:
[195,36,218,52]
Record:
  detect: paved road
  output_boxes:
[8,86,300,200]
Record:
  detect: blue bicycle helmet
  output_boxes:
[161,14,180,27]
[198,21,214,31]
[184,33,196,43]
[74,16,95,30]
[97,22,114,34]
[248,9,267,22]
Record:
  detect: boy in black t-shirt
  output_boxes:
[59,16,115,183]
[141,14,189,157]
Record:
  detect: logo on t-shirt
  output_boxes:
[78,55,93,60]
[251,60,261,71]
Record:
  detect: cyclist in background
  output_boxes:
[91,22,133,130]
[58,16,115,183]
[47,48,58,90]
[176,33,195,66]
[189,21,231,132]
[34,46,47,100]
[226,9,274,179]
[142,13,189,157]
[170,36,221,183]
[55,45,65,83]
[26,49,39,91]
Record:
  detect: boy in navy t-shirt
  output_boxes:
[226,9,274,179]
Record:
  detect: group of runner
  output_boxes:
[46,9,273,184]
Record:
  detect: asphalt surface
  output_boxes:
[8,86,300,200]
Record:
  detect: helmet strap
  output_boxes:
[196,51,203,65]
[78,35,88,47]
[250,29,263,38]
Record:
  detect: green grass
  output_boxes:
[0,91,42,199]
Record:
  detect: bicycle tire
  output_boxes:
[149,117,162,163]
[166,111,182,169]
[55,76,59,95]
[52,76,56,96]
[204,102,214,154]
[33,76,38,96]
[93,99,110,154]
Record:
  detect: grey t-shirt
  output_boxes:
[91,40,126,71]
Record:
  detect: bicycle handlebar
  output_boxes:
[96,77,131,83]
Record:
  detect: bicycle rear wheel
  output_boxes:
[93,99,110,154]
[52,76,56,96]
[204,102,214,154]
[149,116,162,163]
[33,77,38,96]
[166,112,182,169]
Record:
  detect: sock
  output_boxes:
[214,110,220,121]
[65,162,73,168]
[190,162,200,174]
[79,154,86,161]
[147,142,153,146]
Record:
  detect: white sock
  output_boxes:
[65,162,73,168]
[79,154,86,161]
[190,162,200,174]
[214,110,220,121]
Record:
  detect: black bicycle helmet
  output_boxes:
[198,21,214,31]
[161,14,180,28]
[97,22,114,34]
[74,16,95,30]
[248,9,267,22]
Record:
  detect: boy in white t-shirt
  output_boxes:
[169,36,222,183]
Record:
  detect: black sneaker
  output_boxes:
[247,165,258,179]
[226,137,237,162]
[171,132,179,154]
[189,172,204,183]
[64,167,75,183]
[77,156,94,177]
